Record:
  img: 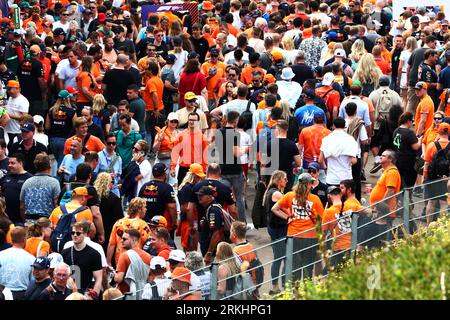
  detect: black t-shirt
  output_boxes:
[48,105,76,138]
[418,62,439,105]
[155,42,168,60]
[0,172,33,224]
[218,127,242,175]
[291,63,314,86]
[408,47,427,87]
[311,181,328,207]
[266,138,299,176]
[10,141,48,174]
[0,157,8,176]
[190,36,209,63]
[114,19,133,37]
[178,183,194,221]
[0,68,17,87]
[88,122,105,142]
[17,57,44,101]
[138,180,176,222]
[58,182,100,207]
[190,179,235,223]
[391,48,402,78]
[129,66,141,87]
[200,201,224,248]
[114,38,135,55]
[38,282,72,300]
[24,278,52,300]
[103,69,136,106]
[393,127,418,159]
[61,244,102,292]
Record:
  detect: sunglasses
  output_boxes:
[71,231,82,236]
[148,48,156,51]
[121,236,130,241]
[434,117,443,121]
[107,141,117,145]
[228,74,237,77]
[89,6,96,9]
[308,169,317,174]
[169,120,178,123]
[62,13,70,16]
[133,147,141,152]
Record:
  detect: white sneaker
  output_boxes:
[246,223,254,231]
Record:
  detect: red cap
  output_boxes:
[97,13,106,23]
[65,86,78,95]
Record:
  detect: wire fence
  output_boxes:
[112,177,449,300]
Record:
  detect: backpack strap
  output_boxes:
[434,141,442,152]
[320,88,334,100]
[246,99,252,112]
[149,280,160,299]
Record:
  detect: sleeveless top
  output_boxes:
[265,187,287,228]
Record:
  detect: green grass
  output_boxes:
[273,218,450,300]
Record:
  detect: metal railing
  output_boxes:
[112,177,449,300]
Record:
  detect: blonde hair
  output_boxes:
[92,94,107,115]
[405,36,418,52]
[0,197,7,217]
[280,100,292,118]
[27,217,51,238]
[293,180,311,209]
[216,242,240,275]
[263,170,287,204]
[281,35,295,51]
[94,172,111,199]
[352,53,382,87]
[50,98,72,116]
[169,20,182,38]
[127,197,147,217]
[103,288,123,300]
[350,39,367,61]
[179,171,196,190]
[65,292,87,300]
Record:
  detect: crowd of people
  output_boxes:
[0,0,449,301]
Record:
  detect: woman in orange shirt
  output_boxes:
[25,218,53,257]
[272,173,324,280]
[422,111,444,154]
[76,56,97,108]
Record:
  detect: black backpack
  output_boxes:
[147,281,162,300]
[428,142,450,179]
[50,204,88,253]
[241,100,254,131]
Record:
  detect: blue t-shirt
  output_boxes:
[60,155,85,182]
[438,66,450,89]
[294,105,326,127]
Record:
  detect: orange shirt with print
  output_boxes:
[25,238,51,257]
[201,61,226,100]
[116,248,152,293]
[315,86,340,114]
[170,129,208,171]
[240,65,266,86]
[322,198,363,251]
[277,192,324,238]
[92,60,107,80]
[109,216,152,265]
[155,127,177,153]
[36,57,51,82]
[49,202,93,226]
[415,95,435,135]
[76,71,96,103]
[233,242,258,284]
[23,17,44,35]
[142,75,164,111]
[369,166,401,215]
[63,135,105,155]
[298,125,331,162]
[439,90,450,117]
[424,140,449,177]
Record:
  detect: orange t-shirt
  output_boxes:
[369,166,401,215]
[212,23,239,38]
[109,216,151,265]
[36,57,51,82]
[154,127,177,153]
[302,28,312,39]
[233,241,258,284]
[298,125,331,162]
[142,75,164,111]
[6,224,14,244]
[25,238,51,257]
[116,248,152,293]
[424,140,449,177]
[277,192,324,238]
[240,65,266,86]
[48,0,70,9]
[170,129,209,171]
[439,90,450,117]
[381,48,392,64]
[422,127,439,147]
[322,198,363,251]
[201,61,226,100]
[257,100,281,110]
[63,135,105,155]
[23,17,44,35]
[92,60,108,80]
[76,71,96,103]
[315,86,340,114]
[374,58,392,75]
[415,95,435,135]
[49,201,94,226]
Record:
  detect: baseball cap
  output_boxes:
[303,89,316,100]
[167,112,179,122]
[209,47,220,56]
[327,31,338,41]
[33,115,44,125]
[202,1,214,11]
[419,15,430,24]
[172,36,183,46]
[6,80,20,88]
[344,9,353,17]
[169,250,186,263]
[330,15,340,22]
[410,15,420,23]
[149,215,168,228]
[307,161,321,171]
[322,72,335,86]
[48,252,64,269]
[271,50,283,61]
[21,122,35,133]
[53,28,66,36]
[58,89,73,99]
[65,86,78,95]
[441,19,449,26]
[166,53,177,64]
[189,163,206,178]
[123,10,131,19]
[414,81,428,90]
[43,21,52,27]
[97,12,106,23]
[195,185,215,197]
[152,162,168,176]
[72,187,92,198]
[327,185,341,195]
[379,75,390,86]
[171,267,191,285]
[438,122,450,134]
[184,91,197,101]
[19,1,32,8]
[334,48,346,58]
[150,256,166,270]
[264,74,276,84]
[188,52,200,60]
[30,44,41,55]
[297,173,316,183]
[31,256,50,270]
[83,8,92,15]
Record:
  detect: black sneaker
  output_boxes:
[369,162,382,174]
[361,170,366,181]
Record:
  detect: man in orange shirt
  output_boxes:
[298,114,331,169]
[49,187,94,228]
[438,87,450,117]
[63,118,104,155]
[23,6,44,35]
[372,45,391,75]
[414,81,435,137]
[423,122,449,225]
[201,47,226,109]
[240,53,266,86]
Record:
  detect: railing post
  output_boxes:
[285,236,294,285]
[351,214,359,259]
[210,262,219,300]
[403,189,410,235]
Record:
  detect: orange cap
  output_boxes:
[6,80,20,88]
[171,267,191,285]
[189,163,206,177]
[271,50,283,61]
[438,122,450,134]
[72,187,92,198]
[264,74,276,84]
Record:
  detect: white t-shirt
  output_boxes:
[34,133,49,147]
[63,238,108,268]
[248,38,265,54]
[399,50,412,73]
[220,99,256,116]
[142,277,171,300]
[345,118,368,158]
[238,129,251,164]
[5,95,30,134]
[53,20,70,33]
[172,51,189,80]
[276,80,303,108]
[137,159,152,195]
[58,61,81,89]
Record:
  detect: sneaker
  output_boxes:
[369,162,382,174]
[246,223,254,231]
[361,170,366,181]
